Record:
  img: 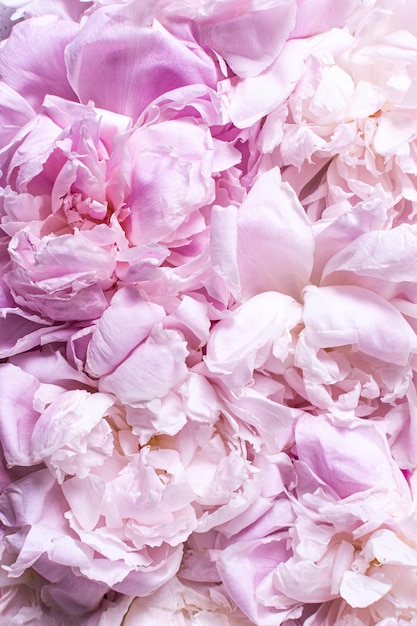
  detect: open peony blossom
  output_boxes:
[2,0,417,625]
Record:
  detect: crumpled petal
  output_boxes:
[205,290,302,388]
[5,230,116,321]
[86,286,165,378]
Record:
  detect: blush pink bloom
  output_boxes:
[0,347,260,622]
[208,166,417,425]
[217,415,415,625]
[0,3,243,357]
[258,0,417,229]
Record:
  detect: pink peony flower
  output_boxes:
[0,1,245,358]
[217,415,416,625]
[257,0,417,229]
[0,345,260,621]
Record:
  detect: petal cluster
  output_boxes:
[1,1,417,625]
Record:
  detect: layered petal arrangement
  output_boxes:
[1,1,417,625]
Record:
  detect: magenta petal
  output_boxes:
[0,16,78,110]
[65,5,217,122]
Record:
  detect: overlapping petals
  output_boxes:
[1,1,417,625]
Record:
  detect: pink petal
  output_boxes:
[205,291,302,388]
[0,364,40,466]
[322,223,417,284]
[6,230,116,321]
[196,0,296,78]
[237,168,314,300]
[301,285,417,366]
[292,0,359,38]
[86,286,165,378]
[0,16,78,110]
[99,326,188,406]
[340,571,392,608]
[227,38,309,127]
[65,4,217,122]
[0,82,34,148]
[295,415,408,499]
[210,205,240,298]
[125,119,214,245]
[0,307,63,358]
[217,536,294,626]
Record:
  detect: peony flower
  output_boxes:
[0,1,244,358]
[0,342,260,621]
[217,415,417,625]
[257,0,417,229]
[207,166,417,428]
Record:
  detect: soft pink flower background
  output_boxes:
[1,0,417,624]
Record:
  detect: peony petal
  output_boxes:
[209,204,240,298]
[196,0,296,78]
[125,118,214,245]
[0,307,65,359]
[217,536,294,626]
[0,364,40,467]
[6,230,116,321]
[237,168,314,300]
[86,286,165,378]
[0,16,78,110]
[65,4,217,122]
[340,571,392,608]
[322,223,417,284]
[0,82,35,148]
[365,529,417,568]
[292,0,359,38]
[99,326,188,406]
[295,414,408,499]
[205,291,302,388]
[301,285,417,366]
